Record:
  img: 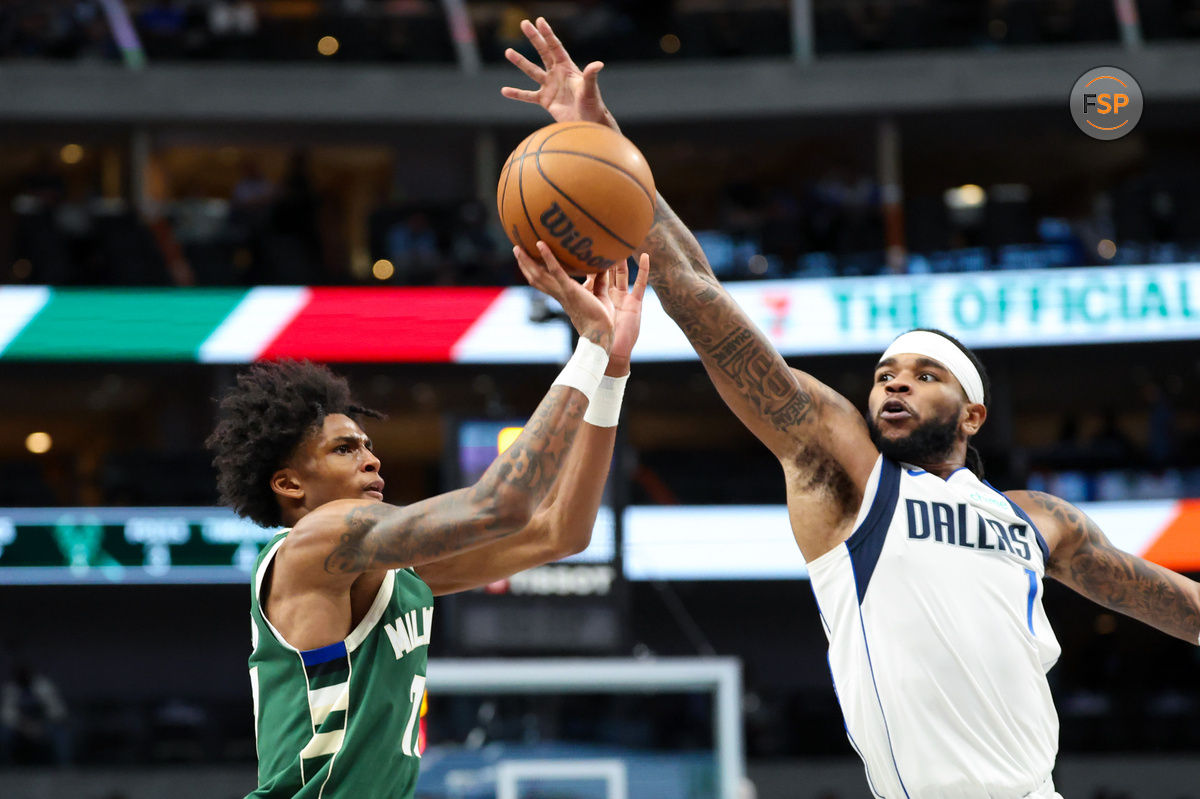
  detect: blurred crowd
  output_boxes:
[4,0,1199,65]
[5,146,1200,287]
[3,150,518,287]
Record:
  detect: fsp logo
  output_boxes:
[1070,67,1143,140]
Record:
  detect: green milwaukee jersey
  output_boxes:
[247,532,434,798]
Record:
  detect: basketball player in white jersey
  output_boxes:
[504,19,1200,797]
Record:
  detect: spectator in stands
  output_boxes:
[1143,380,1178,468]
[448,199,510,285]
[386,210,444,284]
[0,660,71,766]
[207,0,258,59]
[136,0,186,59]
[1086,411,1135,466]
[266,151,323,284]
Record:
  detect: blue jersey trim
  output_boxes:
[300,641,348,666]
[828,656,886,799]
[848,547,911,799]
[810,585,885,799]
[845,457,902,604]
[1024,568,1038,635]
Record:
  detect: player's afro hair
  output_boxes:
[206,361,381,528]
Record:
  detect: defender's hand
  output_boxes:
[500,17,619,132]
[514,242,614,352]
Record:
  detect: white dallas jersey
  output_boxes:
[807,456,1062,799]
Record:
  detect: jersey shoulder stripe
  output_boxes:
[844,456,902,603]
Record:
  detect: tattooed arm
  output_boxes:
[262,242,613,650]
[502,17,877,479]
[264,382,593,650]
[292,243,614,583]
[645,198,877,475]
[1010,490,1200,644]
[294,382,592,581]
[415,258,650,596]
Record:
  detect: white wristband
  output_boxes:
[584,372,629,428]
[552,337,609,401]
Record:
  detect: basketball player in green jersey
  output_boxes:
[207,245,651,798]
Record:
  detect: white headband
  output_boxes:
[879,331,985,405]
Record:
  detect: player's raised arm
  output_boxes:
[1011,489,1200,644]
[501,18,875,473]
[415,256,649,595]
[284,243,616,584]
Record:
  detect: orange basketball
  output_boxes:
[497,121,656,275]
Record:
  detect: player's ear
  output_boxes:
[271,468,305,501]
[962,402,987,437]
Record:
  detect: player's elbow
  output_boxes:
[546,524,590,560]
[488,484,538,532]
[519,509,591,562]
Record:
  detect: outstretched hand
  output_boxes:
[514,242,614,353]
[605,254,650,375]
[500,17,618,131]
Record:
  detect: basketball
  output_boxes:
[497,121,656,274]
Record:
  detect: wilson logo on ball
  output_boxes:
[497,121,656,275]
[538,202,616,271]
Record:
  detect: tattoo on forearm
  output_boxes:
[641,196,815,440]
[1031,491,1200,642]
[324,388,587,575]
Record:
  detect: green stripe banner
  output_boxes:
[4,290,246,360]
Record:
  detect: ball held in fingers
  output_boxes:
[497,121,656,275]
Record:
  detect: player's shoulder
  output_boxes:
[274,500,396,589]
[786,366,870,431]
[1002,489,1076,532]
[784,367,878,497]
[289,499,390,547]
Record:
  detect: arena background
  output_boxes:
[1,2,1200,797]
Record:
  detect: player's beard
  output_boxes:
[867,410,960,466]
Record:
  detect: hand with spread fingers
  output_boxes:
[604,254,650,376]
[500,17,619,131]
[513,242,615,353]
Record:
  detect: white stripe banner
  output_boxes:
[0,286,50,354]
[198,287,310,363]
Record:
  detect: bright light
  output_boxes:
[372,259,395,281]
[497,427,523,454]
[25,432,52,455]
[660,34,681,54]
[318,35,339,56]
[1097,239,1117,259]
[60,144,84,165]
[944,184,987,211]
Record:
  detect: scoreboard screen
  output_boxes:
[0,507,277,585]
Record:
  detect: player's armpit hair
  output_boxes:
[205,361,382,528]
